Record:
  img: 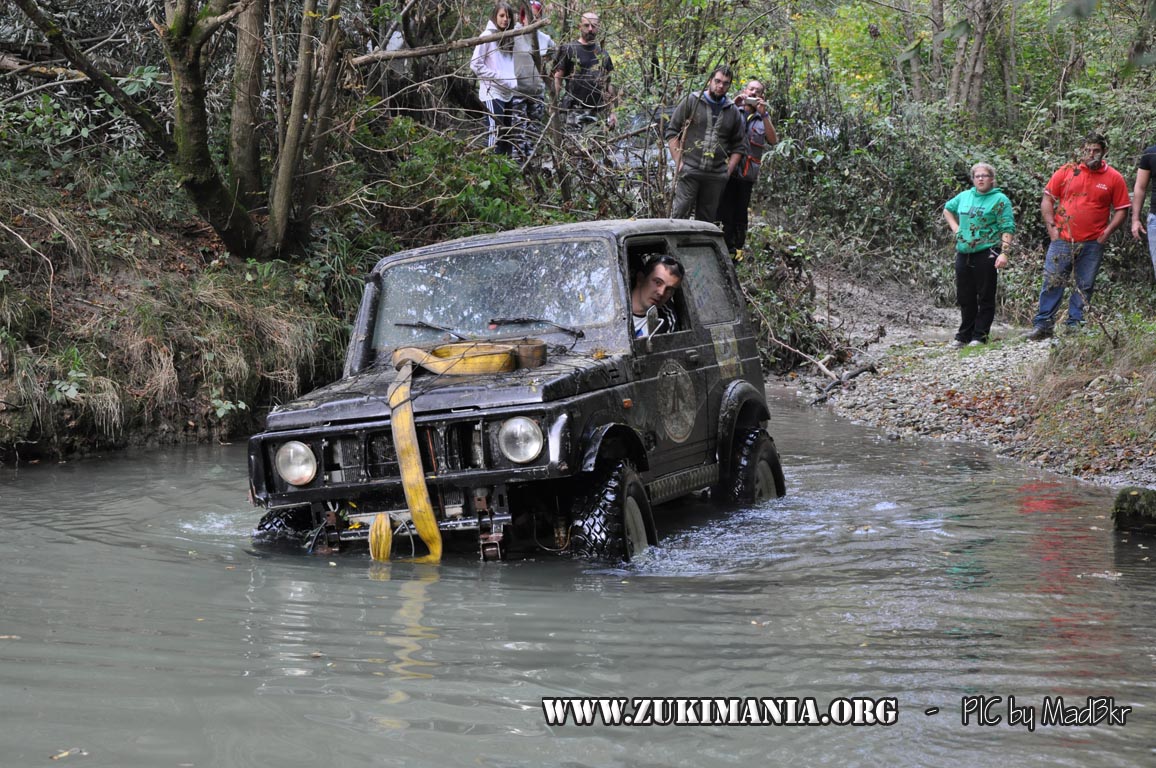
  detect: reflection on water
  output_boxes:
[0,397,1153,768]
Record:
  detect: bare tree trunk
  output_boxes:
[266,0,320,257]
[964,30,987,112]
[230,0,265,208]
[930,0,945,90]
[1002,3,1018,127]
[946,32,968,106]
[269,0,288,153]
[897,0,924,101]
[163,7,263,257]
[299,0,346,219]
[1054,36,1084,127]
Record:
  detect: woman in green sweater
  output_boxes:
[943,162,1016,347]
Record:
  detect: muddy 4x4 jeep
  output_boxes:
[247,219,784,561]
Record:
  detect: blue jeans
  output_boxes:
[1147,213,1156,280]
[1032,240,1103,329]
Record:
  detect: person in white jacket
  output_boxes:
[470,2,518,155]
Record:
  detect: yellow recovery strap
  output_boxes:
[369,343,516,562]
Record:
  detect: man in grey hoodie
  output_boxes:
[665,66,745,222]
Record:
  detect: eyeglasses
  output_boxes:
[973,173,993,178]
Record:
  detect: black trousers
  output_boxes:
[955,247,999,343]
[716,177,754,253]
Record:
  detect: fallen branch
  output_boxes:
[809,362,878,405]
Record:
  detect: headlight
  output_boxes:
[497,417,544,464]
[274,441,317,486]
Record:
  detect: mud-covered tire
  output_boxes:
[251,507,313,549]
[724,428,786,502]
[570,461,654,562]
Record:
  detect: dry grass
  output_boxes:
[1027,323,1156,474]
[192,276,319,398]
[80,375,123,438]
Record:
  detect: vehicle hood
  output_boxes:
[263,352,630,430]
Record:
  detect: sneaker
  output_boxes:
[1025,326,1052,341]
[967,340,983,347]
[950,339,966,349]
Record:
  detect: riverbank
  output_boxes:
[787,276,1156,490]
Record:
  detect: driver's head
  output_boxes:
[632,255,684,312]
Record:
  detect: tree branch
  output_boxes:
[196,0,259,45]
[860,0,936,25]
[0,52,86,80]
[350,17,547,67]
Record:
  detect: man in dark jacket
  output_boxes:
[665,66,745,222]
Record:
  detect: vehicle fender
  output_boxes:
[717,379,770,478]
[580,423,650,473]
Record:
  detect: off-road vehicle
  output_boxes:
[247,219,784,561]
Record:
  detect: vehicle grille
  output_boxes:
[320,423,483,486]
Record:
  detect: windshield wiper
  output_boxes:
[488,317,585,339]
[394,320,469,340]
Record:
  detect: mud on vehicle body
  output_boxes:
[247,219,785,561]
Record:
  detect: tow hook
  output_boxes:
[480,530,504,561]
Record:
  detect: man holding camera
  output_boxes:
[715,79,778,258]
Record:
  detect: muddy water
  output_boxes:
[1,392,1153,768]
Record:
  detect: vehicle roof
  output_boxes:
[370,218,722,273]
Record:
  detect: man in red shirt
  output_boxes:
[1027,133,1130,340]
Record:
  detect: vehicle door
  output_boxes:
[625,238,713,485]
[667,237,745,465]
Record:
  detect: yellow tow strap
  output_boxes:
[368,342,516,562]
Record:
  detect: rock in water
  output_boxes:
[1113,486,1156,534]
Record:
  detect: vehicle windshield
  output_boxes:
[371,238,623,351]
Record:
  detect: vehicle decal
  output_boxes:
[658,358,696,443]
[712,325,741,379]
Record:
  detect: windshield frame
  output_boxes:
[363,235,630,360]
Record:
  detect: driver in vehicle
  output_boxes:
[631,254,684,338]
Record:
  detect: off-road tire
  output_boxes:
[570,461,653,562]
[252,507,313,549]
[724,428,786,502]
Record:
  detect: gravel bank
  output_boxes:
[783,272,1156,490]
[793,337,1156,490]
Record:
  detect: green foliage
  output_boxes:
[356,117,561,245]
[301,225,389,326]
[119,66,163,96]
[48,348,90,404]
[209,386,249,420]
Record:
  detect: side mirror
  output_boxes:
[645,304,661,334]
[644,304,659,351]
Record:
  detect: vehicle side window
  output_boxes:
[673,243,738,326]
